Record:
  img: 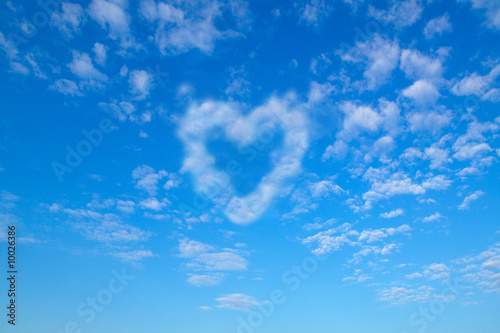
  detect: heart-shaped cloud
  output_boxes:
[178,94,309,224]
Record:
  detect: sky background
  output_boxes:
[0,0,500,332]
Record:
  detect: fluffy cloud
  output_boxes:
[178,95,309,224]
[424,14,453,39]
[400,48,445,82]
[308,180,343,198]
[140,0,249,54]
[88,0,130,38]
[299,0,333,27]
[49,79,82,96]
[368,0,423,29]
[138,197,169,211]
[302,222,411,256]
[323,99,401,161]
[458,0,500,30]
[402,80,440,105]
[93,42,107,65]
[377,285,434,304]
[132,165,168,196]
[50,3,85,37]
[178,238,248,286]
[406,109,451,134]
[451,64,500,102]
[380,208,404,219]
[129,70,154,100]
[338,35,400,91]
[67,50,108,88]
[422,212,444,223]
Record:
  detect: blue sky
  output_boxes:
[1,0,500,332]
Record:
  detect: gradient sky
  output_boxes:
[1,0,500,332]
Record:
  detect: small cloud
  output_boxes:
[215,293,261,312]
[187,273,224,287]
[129,70,154,100]
[380,208,404,219]
[458,190,485,210]
[89,174,104,182]
[200,306,214,311]
[422,212,444,223]
[111,249,156,262]
[424,14,453,39]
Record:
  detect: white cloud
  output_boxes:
[303,222,411,256]
[451,64,500,102]
[0,33,48,78]
[452,119,499,166]
[178,238,248,274]
[216,293,261,312]
[225,67,250,97]
[422,212,444,223]
[132,165,168,196]
[67,50,108,87]
[299,0,333,27]
[111,249,155,262]
[424,14,453,39]
[99,101,136,122]
[458,0,500,30]
[308,180,343,198]
[402,80,440,105]
[0,32,19,59]
[338,102,382,138]
[405,272,423,279]
[380,208,404,219]
[378,285,434,304]
[423,263,450,280]
[307,81,335,105]
[187,273,224,286]
[129,70,154,100]
[453,142,492,160]
[359,224,411,243]
[323,98,403,161]
[138,197,168,211]
[58,207,152,244]
[163,173,181,190]
[458,190,485,210]
[178,95,309,224]
[338,35,400,91]
[140,0,248,55]
[368,0,423,29]
[406,109,451,134]
[200,306,213,311]
[400,48,445,82]
[25,53,47,79]
[116,200,135,214]
[423,138,453,170]
[357,168,426,210]
[50,2,85,37]
[93,42,107,65]
[303,218,336,231]
[88,0,130,38]
[49,79,83,96]
[179,238,214,258]
[422,175,452,190]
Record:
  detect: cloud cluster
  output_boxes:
[178,238,249,286]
